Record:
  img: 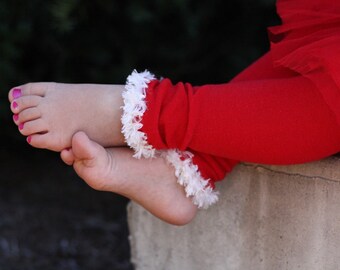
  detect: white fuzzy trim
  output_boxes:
[121,70,157,159]
[121,70,218,209]
[162,150,219,209]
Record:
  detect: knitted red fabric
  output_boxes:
[141,62,340,185]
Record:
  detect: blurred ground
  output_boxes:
[0,133,133,270]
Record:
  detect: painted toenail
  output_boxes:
[27,136,31,144]
[12,88,22,99]
[12,101,18,109]
[19,123,24,130]
[13,114,19,121]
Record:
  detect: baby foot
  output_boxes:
[9,83,126,151]
[61,131,197,225]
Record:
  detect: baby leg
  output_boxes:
[61,131,197,225]
[137,71,340,165]
[7,52,291,152]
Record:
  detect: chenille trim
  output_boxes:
[121,70,218,208]
[162,150,219,209]
[121,70,156,159]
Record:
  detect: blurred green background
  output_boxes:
[0,0,279,269]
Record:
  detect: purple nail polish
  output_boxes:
[13,114,19,121]
[12,88,21,99]
[12,101,18,109]
[19,123,24,130]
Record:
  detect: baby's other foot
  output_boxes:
[61,132,197,225]
[9,82,125,151]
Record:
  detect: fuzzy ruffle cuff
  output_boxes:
[121,70,219,209]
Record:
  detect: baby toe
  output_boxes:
[18,118,47,136]
[22,82,55,97]
[27,133,49,150]
[60,148,75,166]
[18,107,42,123]
[28,132,67,152]
[11,95,43,114]
[8,88,22,102]
[12,114,19,124]
[8,82,52,103]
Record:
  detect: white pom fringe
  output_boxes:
[162,150,219,209]
[121,70,157,159]
[121,70,218,209]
